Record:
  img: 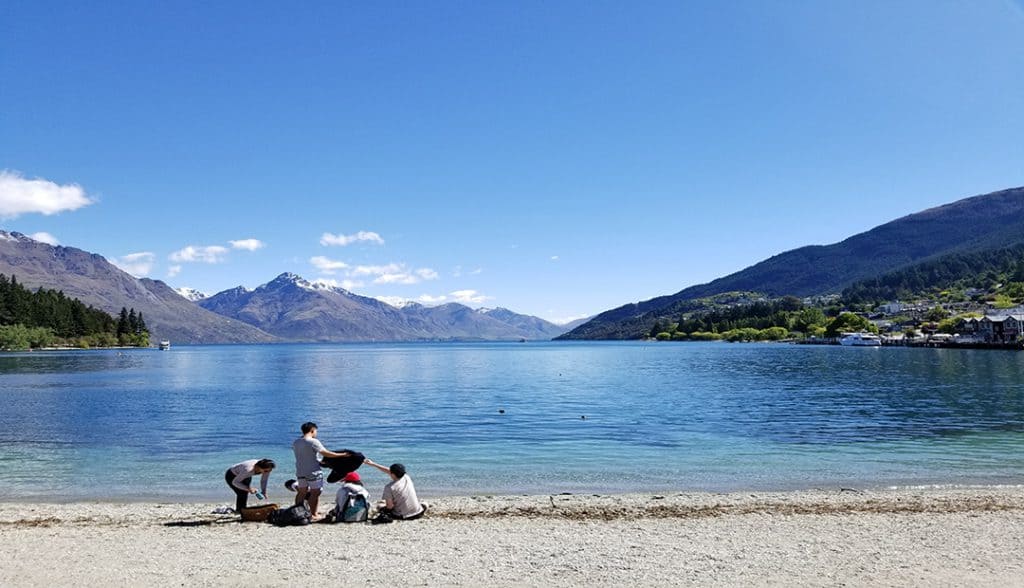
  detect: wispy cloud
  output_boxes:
[418,294,447,304]
[0,170,94,219]
[309,255,350,274]
[29,232,59,246]
[550,255,559,261]
[450,289,491,304]
[169,245,230,264]
[113,252,156,277]
[167,265,182,278]
[229,238,265,251]
[320,230,385,247]
[416,268,439,280]
[368,265,439,285]
[351,263,402,277]
[375,273,420,285]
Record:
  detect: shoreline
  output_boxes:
[3,485,1024,523]
[3,480,1024,506]
[3,486,1024,585]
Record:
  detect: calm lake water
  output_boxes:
[2,342,1023,502]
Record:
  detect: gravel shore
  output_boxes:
[2,486,1023,586]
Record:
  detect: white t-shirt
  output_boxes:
[229,459,270,494]
[383,475,423,518]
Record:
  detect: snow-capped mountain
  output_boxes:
[175,287,209,302]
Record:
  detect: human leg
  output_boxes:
[224,470,250,512]
[308,488,322,517]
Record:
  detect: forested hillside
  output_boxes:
[0,273,149,349]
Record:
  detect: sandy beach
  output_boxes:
[2,486,1023,586]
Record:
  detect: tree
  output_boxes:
[117,307,130,336]
[824,312,877,338]
[793,308,826,333]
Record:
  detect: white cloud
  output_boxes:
[418,294,447,304]
[309,255,350,274]
[320,230,385,247]
[351,263,402,277]
[229,238,265,251]
[450,289,492,304]
[415,268,439,280]
[167,265,182,278]
[374,272,419,285]
[370,266,438,285]
[550,255,559,261]
[470,267,483,275]
[113,252,156,277]
[169,245,229,264]
[29,232,59,246]
[0,170,94,219]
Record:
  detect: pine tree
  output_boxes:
[117,307,130,336]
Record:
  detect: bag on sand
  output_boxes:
[340,494,369,523]
[268,503,312,527]
[240,503,278,522]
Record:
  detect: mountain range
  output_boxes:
[561,185,1024,339]
[0,231,568,343]
[197,273,568,341]
[0,231,275,344]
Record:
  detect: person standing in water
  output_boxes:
[225,458,275,513]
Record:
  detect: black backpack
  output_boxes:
[268,503,312,527]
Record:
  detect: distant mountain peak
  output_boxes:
[0,231,35,243]
[175,287,209,302]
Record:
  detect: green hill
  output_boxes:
[561,186,1024,340]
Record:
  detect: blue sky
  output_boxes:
[1,1,1023,322]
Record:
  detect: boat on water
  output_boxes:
[839,332,882,346]
[159,340,171,350]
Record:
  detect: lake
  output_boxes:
[1,341,1023,502]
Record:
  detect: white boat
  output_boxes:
[159,340,171,350]
[839,332,882,346]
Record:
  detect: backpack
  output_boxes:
[340,493,369,523]
[267,503,312,527]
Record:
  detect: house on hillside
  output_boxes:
[976,314,1024,343]
[958,317,980,335]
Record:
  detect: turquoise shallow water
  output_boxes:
[1,341,1023,502]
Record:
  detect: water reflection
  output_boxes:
[1,342,1024,500]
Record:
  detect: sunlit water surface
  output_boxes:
[2,342,1023,502]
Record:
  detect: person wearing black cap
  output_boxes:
[364,458,426,520]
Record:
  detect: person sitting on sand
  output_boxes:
[225,458,275,513]
[326,471,371,522]
[292,421,354,520]
[364,458,426,520]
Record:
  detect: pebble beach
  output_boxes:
[2,486,1023,586]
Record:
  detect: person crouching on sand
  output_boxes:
[364,459,426,520]
[225,458,275,513]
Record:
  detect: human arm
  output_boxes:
[319,448,351,459]
[231,468,253,492]
[259,470,270,495]
[363,458,391,475]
